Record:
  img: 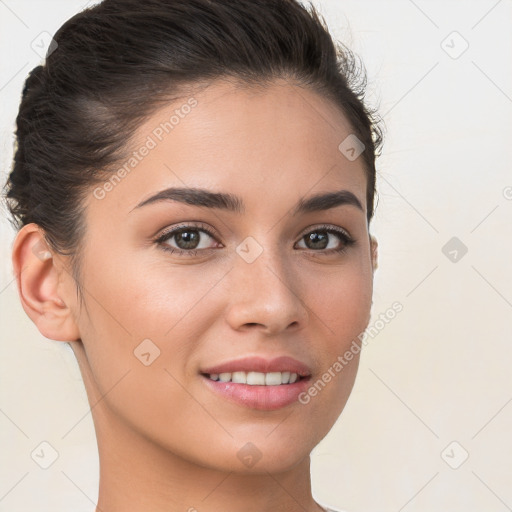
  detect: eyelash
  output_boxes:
[154,222,356,257]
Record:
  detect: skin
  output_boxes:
[12,78,378,512]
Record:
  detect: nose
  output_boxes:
[224,249,309,336]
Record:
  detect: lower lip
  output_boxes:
[201,376,311,411]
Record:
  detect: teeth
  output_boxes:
[265,372,282,385]
[207,371,300,385]
[247,371,265,385]
[231,371,246,384]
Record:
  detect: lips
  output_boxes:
[200,356,312,411]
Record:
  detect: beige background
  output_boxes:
[1,1,511,511]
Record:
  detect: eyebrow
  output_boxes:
[131,187,364,215]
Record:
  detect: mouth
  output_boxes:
[199,356,312,411]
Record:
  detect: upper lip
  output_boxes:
[201,356,312,377]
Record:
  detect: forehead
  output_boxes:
[86,78,367,220]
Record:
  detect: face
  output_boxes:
[67,78,376,473]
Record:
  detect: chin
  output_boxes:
[195,424,323,475]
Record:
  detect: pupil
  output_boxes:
[306,231,328,249]
[176,230,199,249]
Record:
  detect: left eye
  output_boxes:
[295,227,354,252]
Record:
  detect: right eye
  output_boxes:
[154,223,222,256]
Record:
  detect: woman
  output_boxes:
[5,0,382,510]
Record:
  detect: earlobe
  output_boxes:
[11,223,80,342]
[370,235,378,272]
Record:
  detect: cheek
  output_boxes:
[302,264,370,388]
[73,251,231,409]
[302,257,373,345]
[80,245,229,341]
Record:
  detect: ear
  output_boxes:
[11,223,80,342]
[370,234,378,272]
